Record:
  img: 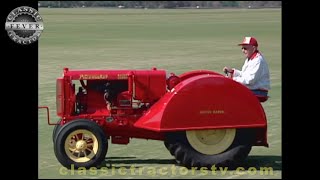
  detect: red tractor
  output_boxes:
[40,67,268,169]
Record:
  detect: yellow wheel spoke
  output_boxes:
[69,147,76,152]
[69,143,75,147]
[86,148,93,153]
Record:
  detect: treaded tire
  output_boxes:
[164,128,255,169]
[54,119,108,169]
[52,119,62,143]
[164,141,174,155]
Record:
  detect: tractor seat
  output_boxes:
[256,95,269,103]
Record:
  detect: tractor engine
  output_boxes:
[75,79,129,114]
[74,80,126,113]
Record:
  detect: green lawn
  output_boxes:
[39,8,281,179]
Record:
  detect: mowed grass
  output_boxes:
[38,8,281,179]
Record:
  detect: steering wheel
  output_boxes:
[224,69,233,78]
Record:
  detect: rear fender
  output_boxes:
[179,70,223,81]
[134,74,267,132]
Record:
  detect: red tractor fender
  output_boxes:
[134,73,267,132]
[179,69,223,81]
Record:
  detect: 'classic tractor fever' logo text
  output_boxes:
[5,6,44,45]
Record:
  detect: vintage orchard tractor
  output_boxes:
[40,67,268,169]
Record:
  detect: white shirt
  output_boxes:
[232,51,270,90]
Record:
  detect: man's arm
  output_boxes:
[233,58,262,85]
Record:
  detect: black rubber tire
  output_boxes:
[54,119,108,169]
[52,119,62,143]
[164,141,174,155]
[164,128,255,169]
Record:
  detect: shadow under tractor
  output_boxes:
[39,67,269,169]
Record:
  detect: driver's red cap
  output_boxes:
[238,37,258,47]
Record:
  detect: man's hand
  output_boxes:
[223,67,234,78]
[223,67,233,73]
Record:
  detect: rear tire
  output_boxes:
[164,128,255,169]
[54,119,108,169]
[164,141,174,155]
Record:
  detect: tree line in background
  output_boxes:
[39,1,281,8]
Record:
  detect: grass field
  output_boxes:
[38,8,281,179]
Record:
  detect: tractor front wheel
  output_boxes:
[52,119,62,143]
[54,119,108,169]
[164,128,254,168]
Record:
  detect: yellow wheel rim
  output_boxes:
[186,129,236,155]
[64,129,99,163]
